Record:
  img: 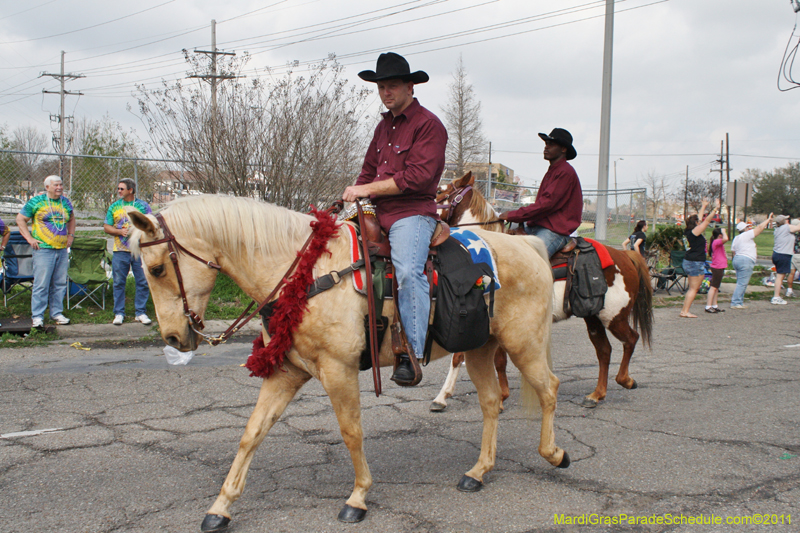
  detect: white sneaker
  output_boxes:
[51,314,70,325]
[31,317,44,328]
[786,288,794,297]
[730,304,746,309]
[135,314,152,325]
[113,314,124,325]
[771,297,788,305]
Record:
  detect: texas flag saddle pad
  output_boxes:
[448,227,501,292]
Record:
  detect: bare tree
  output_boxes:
[674,176,722,215]
[441,55,487,179]
[641,171,670,228]
[11,126,48,190]
[135,54,370,210]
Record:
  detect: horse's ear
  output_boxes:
[129,211,158,238]
[465,171,474,186]
[455,171,473,188]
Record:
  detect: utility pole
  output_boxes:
[41,51,84,179]
[683,165,689,220]
[488,141,494,203]
[725,133,732,235]
[189,20,239,182]
[595,0,615,240]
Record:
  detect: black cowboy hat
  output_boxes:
[358,52,429,84]
[538,128,577,160]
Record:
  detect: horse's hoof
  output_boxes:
[201,514,230,532]
[557,451,571,469]
[629,380,638,390]
[338,504,367,523]
[457,474,483,492]
[430,401,447,412]
[581,397,599,408]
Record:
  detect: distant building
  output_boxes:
[441,162,516,185]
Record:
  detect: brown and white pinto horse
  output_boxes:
[434,173,654,409]
[128,194,568,531]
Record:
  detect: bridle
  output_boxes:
[436,184,503,227]
[139,212,223,341]
[436,184,473,224]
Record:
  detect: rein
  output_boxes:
[139,204,343,347]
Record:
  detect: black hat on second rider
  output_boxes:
[358,52,429,84]
[538,128,577,161]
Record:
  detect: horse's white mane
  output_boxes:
[132,194,314,260]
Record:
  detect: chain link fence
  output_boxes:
[0,149,215,224]
[473,179,648,245]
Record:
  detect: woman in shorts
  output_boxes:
[704,227,728,313]
[771,215,800,305]
[680,199,719,318]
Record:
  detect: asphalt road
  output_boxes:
[1,303,799,533]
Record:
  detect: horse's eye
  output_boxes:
[150,264,165,277]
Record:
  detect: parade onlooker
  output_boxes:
[730,214,772,309]
[622,220,648,257]
[770,215,800,304]
[0,216,10,253]
[103,178,153,325]
[787,218,800,298]
[704,227,728,313]
[16,175,75,328]
[679,199,718,318]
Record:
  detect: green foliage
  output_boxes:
[648,224,685,252]
[746,162,800,216]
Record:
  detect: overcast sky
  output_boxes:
[2,0,799,193]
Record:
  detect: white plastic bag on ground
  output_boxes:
[163,346,194,365]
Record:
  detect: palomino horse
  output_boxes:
[433,173,653,410]
[129,195,569,532]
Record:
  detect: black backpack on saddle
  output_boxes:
[424,237,496,358]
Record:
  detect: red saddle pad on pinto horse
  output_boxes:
[552,237,614,281]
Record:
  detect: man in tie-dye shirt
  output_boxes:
[103,178,153,326]
[16,175,76,327]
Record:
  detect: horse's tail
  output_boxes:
[519,233,553,418]
[626,251,653,348]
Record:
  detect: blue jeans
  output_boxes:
[389,215,436,359]
[524,225,569,257]
[112,251,150,316]
[31,247,69,319]
[731,255,755,307]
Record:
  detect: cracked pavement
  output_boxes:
[1,303,799,532]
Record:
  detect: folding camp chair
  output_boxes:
[1,232,35,307]
[67,237,111,310]
[662,250,689,295]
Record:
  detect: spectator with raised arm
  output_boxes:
[730,214,773,309]
[679,199,718,318]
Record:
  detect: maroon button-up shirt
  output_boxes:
[355,98,447,231]
[504,158,583,235]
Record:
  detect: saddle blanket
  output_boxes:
[552,238,615,281]
[343,224,501,294]
[449,228,501,292]
[583,238,614,269]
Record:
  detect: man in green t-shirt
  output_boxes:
[16,175,76,328]
[103,178,153,326]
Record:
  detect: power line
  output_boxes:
[0,0,178,44]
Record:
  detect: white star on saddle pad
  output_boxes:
[466,238,488,255]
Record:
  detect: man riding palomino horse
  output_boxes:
[342,52,447,387]
[499,128,583,257]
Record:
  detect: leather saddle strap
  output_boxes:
[563,250,577,315]
[357,202,382,397]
